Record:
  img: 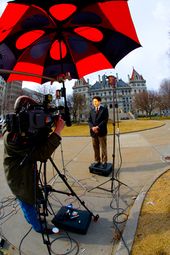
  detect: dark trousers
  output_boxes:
[92,136,107,163]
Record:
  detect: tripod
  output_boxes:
[37,157,99,255]
[88,76,132,194]
[50,142,87,192]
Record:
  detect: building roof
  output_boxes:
[89,78,130,91]
[73,68,145,92]
[90,81,102,90]
[116,79,130,88]
[73,77,89,88]
[130,68,144,81]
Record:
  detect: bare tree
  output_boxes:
[68,94,86,123]
[66,94,73,108]
[159,79,170,109]
[66,94,73,120]
[133,90,158,118]
[154,93,167,116]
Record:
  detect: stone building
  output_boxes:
[0,77,44,117]
[73,68,147,120]
[128,68,146,95]
[2,80,23,115]
[0,76,6,116]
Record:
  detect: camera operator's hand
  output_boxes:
[53,115,65,137]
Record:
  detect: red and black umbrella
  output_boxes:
[0,0,141,83]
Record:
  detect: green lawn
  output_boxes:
[61,119,165,137]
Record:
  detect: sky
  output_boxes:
[0,0,170,94]
[84,0,170,91]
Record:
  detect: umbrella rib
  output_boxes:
[0,68,56,82]
[62,37,79,78]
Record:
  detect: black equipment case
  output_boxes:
[52,206,92,234]
[89,163,112,177]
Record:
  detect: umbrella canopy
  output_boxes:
[0,0,141,83]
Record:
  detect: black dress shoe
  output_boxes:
[94,162,101,167]
[102,163,107,168]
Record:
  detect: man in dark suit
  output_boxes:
[88,96,109,168]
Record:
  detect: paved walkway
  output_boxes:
[0,121,170,255]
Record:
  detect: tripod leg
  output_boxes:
[36,200,51,249]
[88,176,137,193]
[49,157,99,221]
[88,178,113,192]
[59,142,87,192]
[36,162,57,255]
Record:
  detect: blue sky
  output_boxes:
[0,0,170,94]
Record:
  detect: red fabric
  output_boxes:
[8,62,44,83]
[0,3,29,42]
[16,30,45,50]
[0,1,141,84]
[49,4,77,21]
[98,1,140,43]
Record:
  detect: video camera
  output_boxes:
[5,94,71,135]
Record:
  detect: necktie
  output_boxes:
[96,107,99,114]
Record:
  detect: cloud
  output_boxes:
[153,1,170,23]
[0,1,7,16]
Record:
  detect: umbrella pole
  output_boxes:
[51,32,85,189]
[61,80,72,127]
[0,69,56,82]
[58,39,72,127]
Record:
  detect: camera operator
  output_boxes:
[2,96,65,234]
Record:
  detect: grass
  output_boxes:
[131,169,170,255]
[0,119,168,255]
[61,119,165,137]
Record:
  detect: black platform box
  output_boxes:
[89,163,112,176]
[52,206,92,234]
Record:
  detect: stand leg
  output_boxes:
[49,157,99,221]
[36,162,52,255]
[50,143,87,192]
[88,176,133,193]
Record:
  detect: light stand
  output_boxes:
[88,75,132,193]
[111,76,117,192]
[60,142,87,191]
[50,142,87,192]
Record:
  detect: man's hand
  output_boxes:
[53,115,65,136]
[92,126,99,133]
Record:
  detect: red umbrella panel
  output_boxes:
[0,0,141,83]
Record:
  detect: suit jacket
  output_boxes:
[88,105,109,138]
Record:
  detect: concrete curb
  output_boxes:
[115,167,170,255]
